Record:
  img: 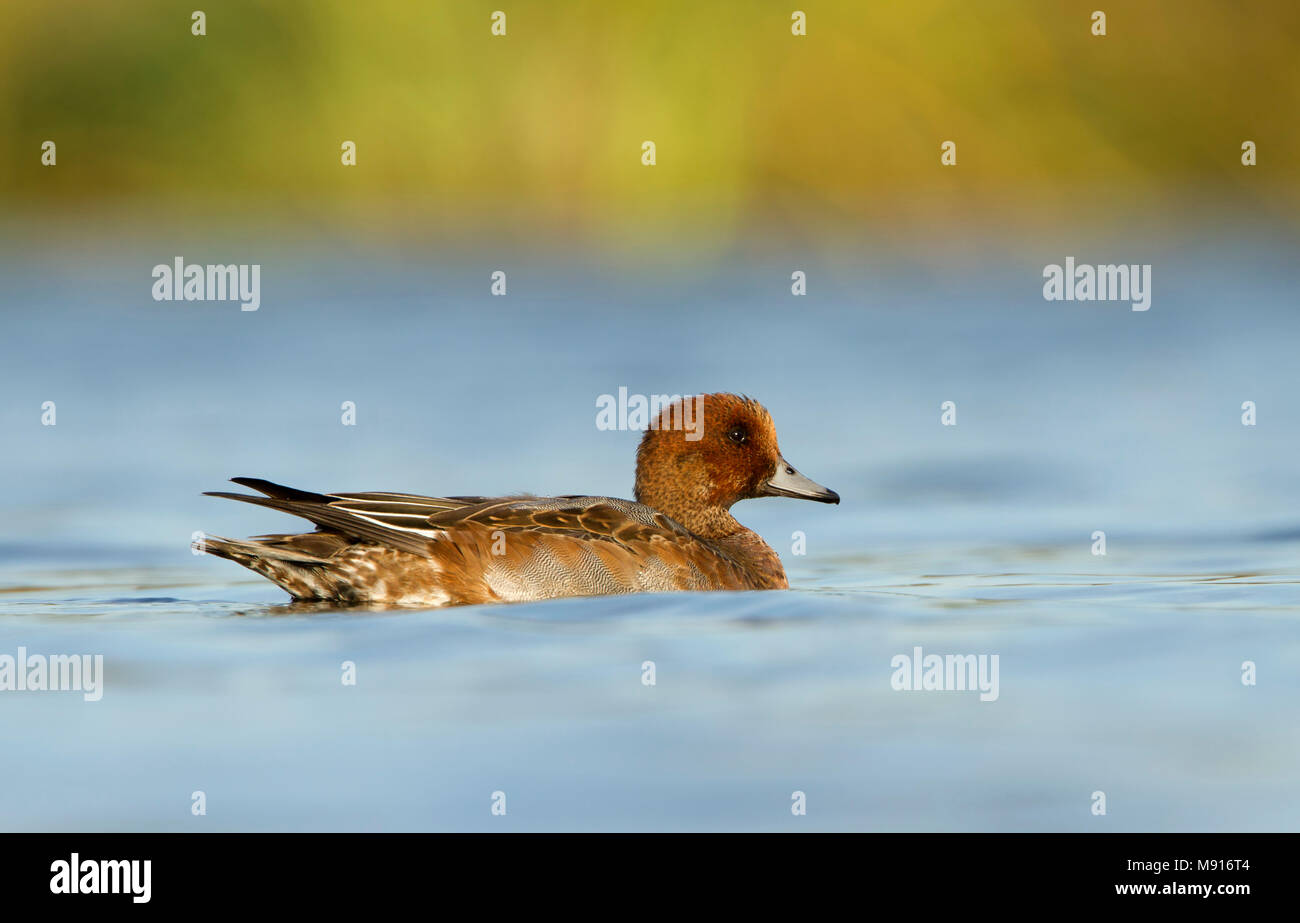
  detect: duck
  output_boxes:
[201,393,838,607]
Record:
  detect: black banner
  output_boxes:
[0,833,1284,909]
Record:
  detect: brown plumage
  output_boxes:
[201,393,839,608]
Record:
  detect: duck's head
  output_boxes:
[634,393,838,536]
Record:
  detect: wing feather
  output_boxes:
[205,480,697,560]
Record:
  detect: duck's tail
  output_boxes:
[196,532,347,600]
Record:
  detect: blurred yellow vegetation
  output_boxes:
[2,0,1297,241]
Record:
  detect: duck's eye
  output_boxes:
[727,426,748,445]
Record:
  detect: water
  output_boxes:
[1,229,1297,830]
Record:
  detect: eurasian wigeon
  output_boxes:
[202,393,838,607]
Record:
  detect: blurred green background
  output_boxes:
[2,0,1298,248]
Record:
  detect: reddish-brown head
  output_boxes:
[634,393,838,536]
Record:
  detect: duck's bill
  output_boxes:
[763,458,840,504]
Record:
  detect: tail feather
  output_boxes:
[202,478,435,556]
[228,477,333,504]
[200,477,452,603]
[197,533,341,600]
[199,533,333,565]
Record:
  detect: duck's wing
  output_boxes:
[422,494,693,543]
[203,477,490,557]
[203,478,693,556]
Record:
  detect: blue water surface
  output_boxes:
[1,226,1297,830]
